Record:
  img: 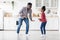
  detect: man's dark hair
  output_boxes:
[42,6,46,11]
[27,2,32,6]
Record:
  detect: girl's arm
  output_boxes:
[38,13,42,21]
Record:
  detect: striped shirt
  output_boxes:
[19,7,32,20]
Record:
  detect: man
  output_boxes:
[17,2,34,35]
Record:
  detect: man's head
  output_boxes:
[27,2,32,9]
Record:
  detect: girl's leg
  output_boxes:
[43,22,47,34]
[40,22,44,35]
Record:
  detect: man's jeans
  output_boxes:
[17,18,29,34]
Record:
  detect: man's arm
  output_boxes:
[29,10,32,21]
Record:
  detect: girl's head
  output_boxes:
[41,6,46,12]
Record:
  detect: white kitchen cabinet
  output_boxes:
[0,9,4,29]
[51,0,58,8]
[30,17,59,30]
[46,17,59,30]
[4,17,59,30]
[4,17,17,30]
[36,0,58,8]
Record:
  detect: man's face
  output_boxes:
[27,5,32,9]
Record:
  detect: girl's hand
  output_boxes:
[31,20,35,22]
[38,18,40,20]
[38,18,41,21]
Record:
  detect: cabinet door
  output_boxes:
[36,0,42,7]
[43,0,50,8]
[4,17,17,30]
[29,17,59,30]
[51,0,58,8]
[46,17,59,30]
[0,10,4,29]
[36,0,58,8]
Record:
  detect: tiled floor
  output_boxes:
[0,31,59,40]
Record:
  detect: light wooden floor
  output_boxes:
[0,31,59,40]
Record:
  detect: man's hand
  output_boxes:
[17,14,20,17]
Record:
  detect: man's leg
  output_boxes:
[17,18,23,34]
[24,18,29,34]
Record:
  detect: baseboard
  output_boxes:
[3,29,59,31]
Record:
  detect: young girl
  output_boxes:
[39,6,47,36]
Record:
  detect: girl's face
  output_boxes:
[41,9,44,12]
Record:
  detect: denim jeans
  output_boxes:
[17,18,29,34]
[40,22,47,35]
